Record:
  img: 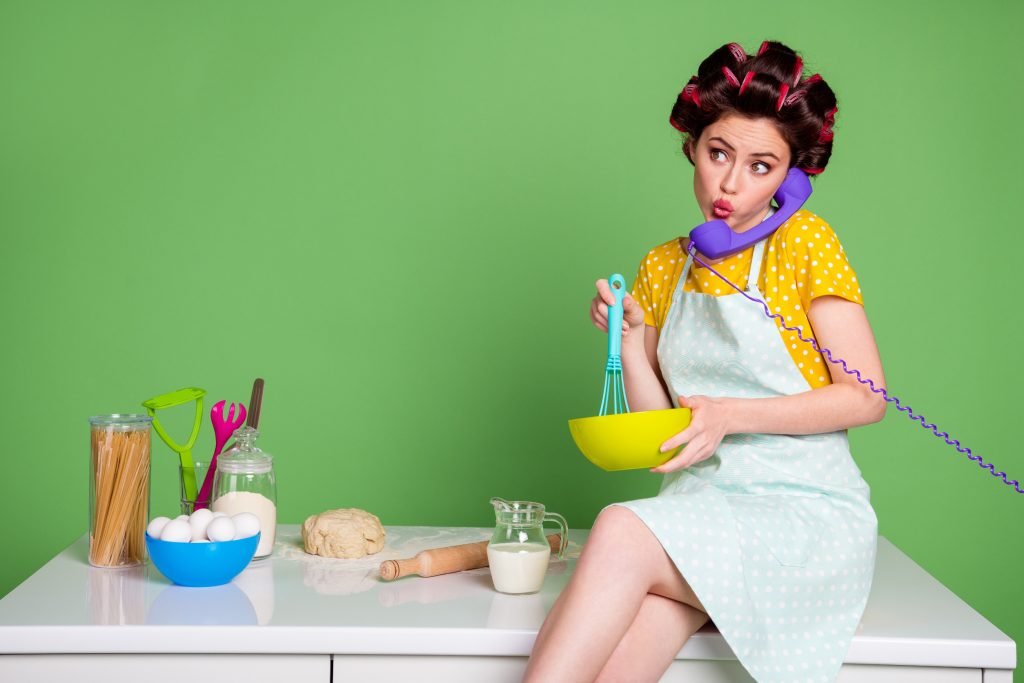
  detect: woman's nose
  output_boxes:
[719,165,742,194]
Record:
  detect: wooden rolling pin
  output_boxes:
[379,533,563,581]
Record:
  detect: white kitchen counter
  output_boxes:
[0,526,1015,682]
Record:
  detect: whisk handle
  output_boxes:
[607,273,627,358]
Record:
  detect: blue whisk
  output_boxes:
[599,274,631,416]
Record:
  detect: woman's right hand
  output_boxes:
[590,279,647,341]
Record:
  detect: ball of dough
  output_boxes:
[302,508,386,559]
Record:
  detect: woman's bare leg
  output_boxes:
[523,505,705,683]
[594,595,709,683]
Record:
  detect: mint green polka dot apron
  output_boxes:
[616,233,878,683]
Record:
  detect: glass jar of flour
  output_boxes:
[212,426,276,559]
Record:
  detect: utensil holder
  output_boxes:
[179,461,210,515]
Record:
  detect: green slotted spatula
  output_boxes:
[142,387,206,504]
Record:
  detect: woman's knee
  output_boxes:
[586,505,657,559]
[591,505,640,540]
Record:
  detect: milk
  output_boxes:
[487,543,551,594]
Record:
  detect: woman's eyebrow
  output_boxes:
[708,136,781,161]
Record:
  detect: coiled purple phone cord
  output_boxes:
[687,243,1023,495]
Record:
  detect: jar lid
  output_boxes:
[216,426,273,474]
[217,454,273,474]
[89,414,153,431]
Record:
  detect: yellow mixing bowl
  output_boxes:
[567,408,692,471]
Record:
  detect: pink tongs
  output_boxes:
[195,400,247,510]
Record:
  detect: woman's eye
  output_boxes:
[752,161,770,175]
[710,149,727,162]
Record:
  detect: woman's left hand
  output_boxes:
[651,395,734,473]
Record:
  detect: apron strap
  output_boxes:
[744,204,777,292]
[679,244,696,284]
[746,237,768,292]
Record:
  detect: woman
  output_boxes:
[524,40,886,683]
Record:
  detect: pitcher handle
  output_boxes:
[543,512,569,558]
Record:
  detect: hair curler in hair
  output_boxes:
[727,42,748,63]
[818,106,838,142]
[680,79,701,108]
[775,83,790,111]
[739,71,755,95]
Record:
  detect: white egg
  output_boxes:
[206,516,236,542]
[175,515,189,521]
[146,516,171,538]
[160,519,192,543]
[212,511,228,518]
[192,539,211,543]
[231,512,260,539]
[188,508,214,541]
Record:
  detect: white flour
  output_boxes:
[213,491,277,558]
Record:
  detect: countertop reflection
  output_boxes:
[0,525,587,652]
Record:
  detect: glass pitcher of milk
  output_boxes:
[487,498,568,594]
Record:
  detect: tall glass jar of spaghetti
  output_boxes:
[89,414,152,567]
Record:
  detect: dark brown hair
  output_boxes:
[670,40,837,175]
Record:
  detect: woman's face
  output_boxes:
[691,113,792,236]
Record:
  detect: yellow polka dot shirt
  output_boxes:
[631,209,863,389]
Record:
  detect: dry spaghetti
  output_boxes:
[89,415,151,567]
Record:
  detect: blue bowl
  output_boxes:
[146,532,260,587]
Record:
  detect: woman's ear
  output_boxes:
[682,136,696,164]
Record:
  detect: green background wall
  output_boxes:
[2,0,1022,675]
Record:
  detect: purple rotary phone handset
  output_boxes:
[691,167,812,259]
[683,168,1022,495]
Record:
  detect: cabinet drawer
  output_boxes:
[0,654,329,682]
[332,655,983,683]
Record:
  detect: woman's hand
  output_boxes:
[589,279,646,342]
[651,395,734,473]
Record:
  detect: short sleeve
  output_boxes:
[778,217,864,311]
[631,251,659,328]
